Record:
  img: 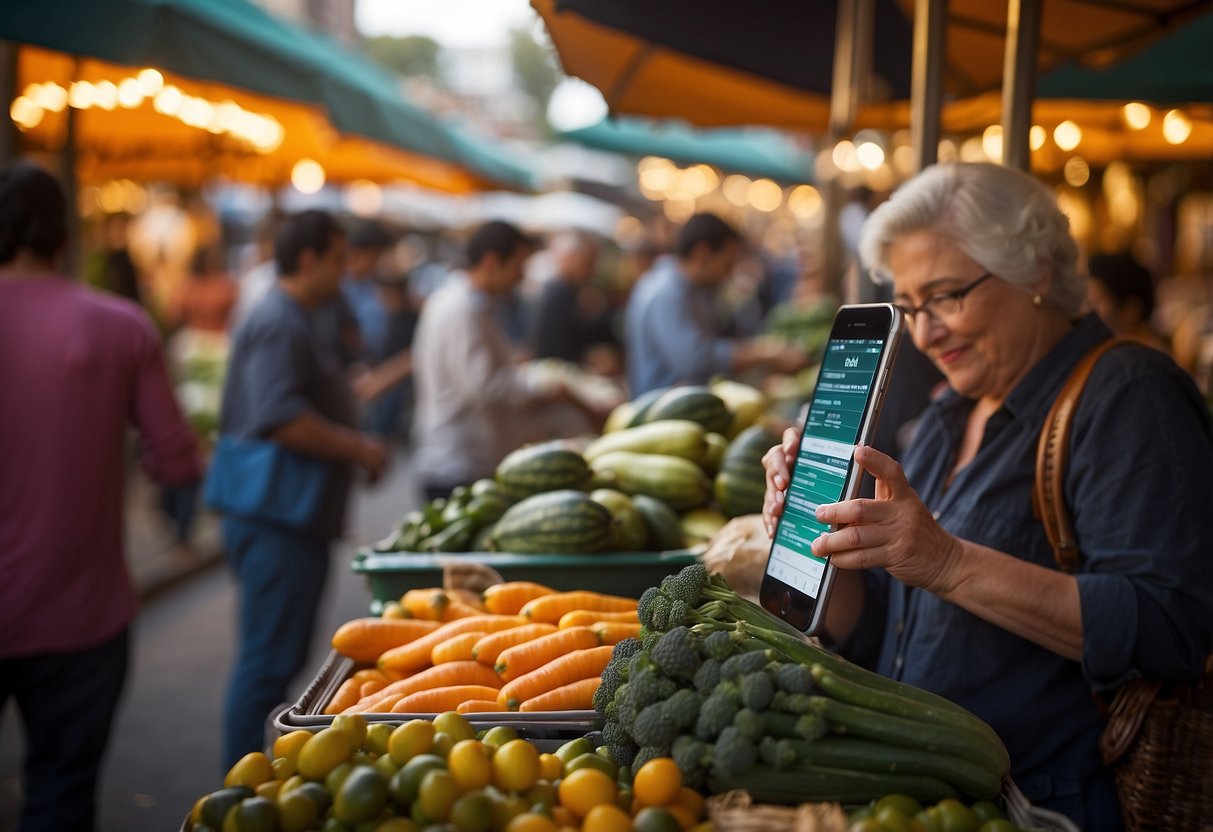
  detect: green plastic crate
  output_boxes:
[351,549,697,608]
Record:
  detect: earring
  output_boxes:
[1033,294,1043,307]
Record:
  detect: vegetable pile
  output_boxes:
[595,564,1011,806]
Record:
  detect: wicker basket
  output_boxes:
[1105,674,1213,831]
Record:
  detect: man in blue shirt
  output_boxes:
[625,212,805,395]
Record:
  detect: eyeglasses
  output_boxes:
[897,271,995,325]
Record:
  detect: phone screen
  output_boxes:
[766,334,889,599]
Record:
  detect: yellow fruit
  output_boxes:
[492,739,541,793]
[674,787,705,820]
[276,789,319,832]
[504,812,558,832]
[558,768,617,819]
[449,791,494,832]
[365,721,396,756]
[662,802,697,831]
[582,803,633,832]
[273,730,313,764]
[537,753,564,782]
[253,780,282,802]
[418,769,460,823]
[224,752,274,789]
[221,796,276,832]
[331,713,368,746]
[448,740,492,791]
[433,710,477,742]
[296,727,358,781]
[388,719,435,766]
[632,757,681,808]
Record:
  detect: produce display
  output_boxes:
[368,382,779,556]
[187,711,710,832]
[325,583,640,715]
[593,564,1012,807]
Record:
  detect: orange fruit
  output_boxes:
[632,757,682,808]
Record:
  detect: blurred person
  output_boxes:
[528,229,620,371]
[411,220,596,500]
[0,162,202,832]
[213,210,388,767]
[625,212,807,396]
[352,266,421,440]
[341,221,394,360]
[230,218,277,331]
[85,212,144,307]
[1086,252,1170,353]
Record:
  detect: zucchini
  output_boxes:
[710,762,957,805]
[421,516,477,552]
[807,696,1008,775]
[583,419,707,464]
[589,451,711,511]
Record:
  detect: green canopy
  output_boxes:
[1038,11,1213,103]
[0,0,533,190]
[562,118,813,183]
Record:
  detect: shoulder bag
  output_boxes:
[1032,336,1213,831]
[203,434,333,533]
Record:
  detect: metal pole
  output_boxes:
[0,40,21,166]
[1000,0,1041,170]
[910,0,947,172]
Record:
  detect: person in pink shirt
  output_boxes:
[0,163,201,832]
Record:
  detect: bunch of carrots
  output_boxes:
[324,582,641,716]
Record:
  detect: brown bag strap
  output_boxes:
[1032,337,1132,574]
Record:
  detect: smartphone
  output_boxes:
[759,303,905,635]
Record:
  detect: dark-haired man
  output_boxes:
[216,209,388,767]
[412,220,592,500]
[0,162,201,831]
[626,212,806,395]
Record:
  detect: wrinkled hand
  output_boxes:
[811,445,965,594]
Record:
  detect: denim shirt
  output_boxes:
[844,313,1213,825]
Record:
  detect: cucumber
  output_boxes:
[710,762,957,805]
[421,516,477,552]
[589,451,711,511]
[583,420,707,464]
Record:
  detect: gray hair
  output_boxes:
[858,162,1085,316]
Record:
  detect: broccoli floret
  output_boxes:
[732,708,765,742]
[701,629,739,661]
[720,650,770,680]
[773,662,814,695]
[613,683,637,729]
[714,678,742,706]
[636,586,661,629]
[660,563,707,606]
[602,719,638,768]
[694,690,740,741]
[631,745,665,774]
[628,667,663,709]
[628,652,654,681]
[641,628,662,652]
[758,736,799,770]
[612,637,644,663]
[796,713,829,741]
[650,627,700,681]
[711,726,758,778]
[594,659,627,713]
[692,658,722,692]
[770,691,816,714]
[671,735,712,791]
[632,702,681,748]
[649,594,672,631]
[739,672,775,711]
[666,598,691,628]
[665,688,702,730]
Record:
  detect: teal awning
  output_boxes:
[0,0,533,190]
[562,118,813,183]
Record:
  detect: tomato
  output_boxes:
[581,803,632,832]
[503,812,558,832]
[492,740,541,793]
[448,740,493,791]
[631,758,681,808]
[297,727,358,781]
[389,720,436,766]
[537,753,564,782]
[433,710,477,742]
[225,752,274,789]
[558,768,617,818]
[449,791,494,832]
[418,769,461,823]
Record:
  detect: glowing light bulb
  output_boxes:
[291,159,326,194]
[1053,121,1082,152]
[1122,102,1151,131]
[1162,110,1192,145]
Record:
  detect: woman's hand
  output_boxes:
[761,427,800,538]
[813,445,965,594]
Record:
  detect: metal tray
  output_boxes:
[352,548,697,607]
[273,649,603,744]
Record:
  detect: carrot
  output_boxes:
[390,685,502,714]
[378,615,525,673]
[520,591,637,624]
[447,588,487,611]
[498,645,614,709]
[324,676,365,715]
[431,631,485,665]
[345,661,502,712]
[401,587,447,621]
[471,624,558,665]
[457,699,509,714]
[517,676,602,712]
[440,601,486,622]
[349,668,394,685]
[591,621,643,644]
[557,609,640,629]
[494,627,600,682]
[483,581,556,615]
[364,693,405,713]
[331,617,443,663]
[359,679,388,698]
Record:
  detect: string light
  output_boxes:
[291,158,326,194]
[1053,121,1083,152]
[1162,110,1192,145]
[1122,102,1151,131]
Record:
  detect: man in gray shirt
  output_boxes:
[626,212,806,396]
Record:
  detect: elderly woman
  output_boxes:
[762,162,1213,828]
